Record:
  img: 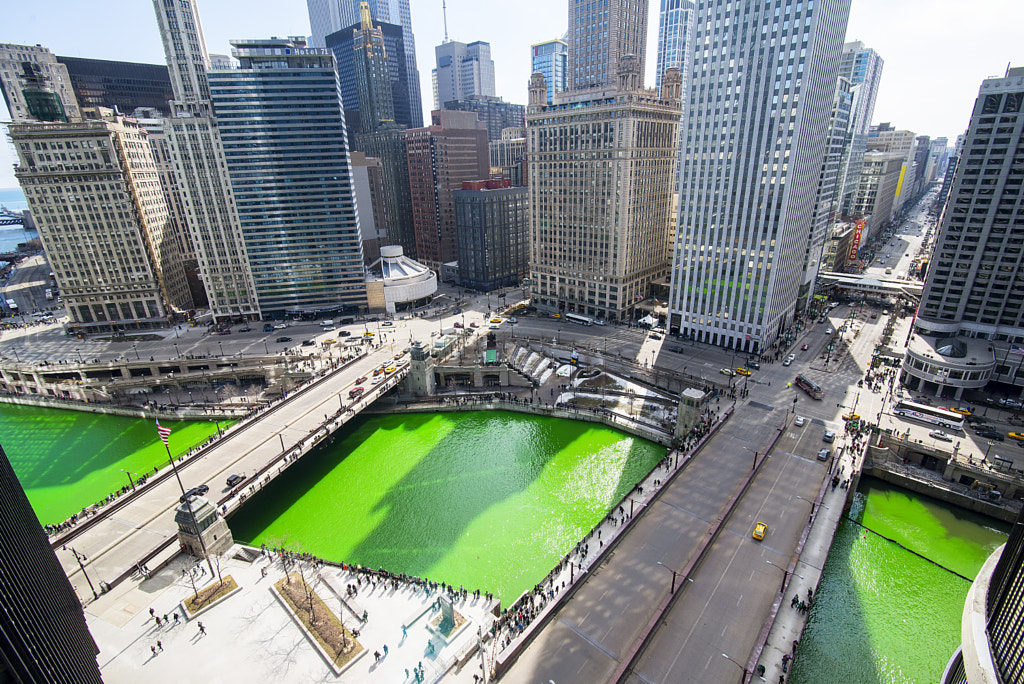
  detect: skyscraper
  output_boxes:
[654,0,694,93]
[568,0,648,91]
[0,43,80,123]
[836,41,884,217]
[405,110,489,268]
[0,443,103,683]
[352,2,395,133]
[432,40,496,110]
[152,0,259,322]
[306,0,422,127]
[455,179,529,291]
[530,38,567,104]
[208,37,366,316]
[11,113,192,334]
[442,96,524,142]
[902,68,1024,400]
[667,0,851,352]
[56,56,174,116]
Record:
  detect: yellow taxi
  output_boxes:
[384,366,396,374]
[490,317,502,324]
[752,522,768,541]
[363,331,375,337]
[1009,432,1024,442]
[551,313,562,319]
[735,368,752,376]
[949,407,972,416]
[322,338,336,345]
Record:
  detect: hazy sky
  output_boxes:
[2,0,1022,190]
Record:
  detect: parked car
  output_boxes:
[794,416,806,427]
[225,474,245,487]
[817,448,831,461]
[929,430,953,442]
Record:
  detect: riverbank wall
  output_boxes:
[0,393,244,420]
[865,464,1018,523]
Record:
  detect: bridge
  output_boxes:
[47,342,410,595]
[817,271,923,303]
[0,217,24,226]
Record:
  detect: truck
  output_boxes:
[45,288,53,301]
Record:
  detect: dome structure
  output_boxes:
[366,245,437,313]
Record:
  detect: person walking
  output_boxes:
[156,640,163,651]
[198,622,206,635]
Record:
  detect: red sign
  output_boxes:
[848,219,866,263]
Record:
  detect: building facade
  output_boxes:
[530,38,567,104]
[667,0,851,352]
[350,151,388,264]
[357,127,416,258]
[455,180,529,291]
[56,56,174,116]
[405,110,490,268]
[568,0,649,91]
[0,43,80,123]
[902,67,1024,400]
[0,444,103,684]
[851,151,905,238]
[654,0,694,93]
[153,0,259,322]
[306,0,423,128]
[208,37,366,317]
[11,115,191,333]
[836,41,884,218]
[489,129,526,170]
[432,40,496,110]
[442,96,525,142]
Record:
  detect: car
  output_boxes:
[719,368,736,376]
[735,368,751,376]
[783,357,793,366]
[275,336,292,343]
[354,376,368,384]
[1000,398,1022,408]
[509,317,518,323]
[217,328,231,335]
[1009,432,1024,442]
[490,318,502,324]
[949,407,972,416]
[794,416,806,427]
[826,328,834,335]
[262,323,275,332]
[339,330,351,337]
[747,361,761,370]
[976,430,1003,441]
[382,321,394,327]
[453,322,464,328]
[323,338,336,344]
[650,333,662,340]
[301,340,315,346]
[801,344,809,351]
[882,310,889,316]
[752,522,768,541]
[274,323,288,329]
[372,375,384,384]
[394,352,404,359]
[372,368,382,376]
[870,313,878,319]
[823,430,835,443]
[225,474,245,487]
[551,314,561,319]
[238,326,251,332]
[817,448,831,461]
[180,484,210,502]
[384,366,396,374]
[929,430,954,442]
[470,322,479,328]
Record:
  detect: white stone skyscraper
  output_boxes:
[667,0,851,352]
[432,40,496,110]
[152,0,259,322]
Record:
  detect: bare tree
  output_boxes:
[295,559,320,625]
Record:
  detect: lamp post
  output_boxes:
[174,343,181,359]
[66,546,97,599]
[656,561,682,594]
[765,558,803,593]
[10,347,19,362]
[720,652,750,684]
[218,341,224,357]
[132,343,140,360]
[795,495,829,522]
[121,468,135,491]
[76,348,83,364]
[159,428,215,578]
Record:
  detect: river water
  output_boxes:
[788,477,1009,683]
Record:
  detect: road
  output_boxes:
[1,252,54,317]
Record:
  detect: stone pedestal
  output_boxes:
[675,387,709,438]
[174,495,233,558]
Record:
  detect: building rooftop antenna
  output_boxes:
[443,0,449,43]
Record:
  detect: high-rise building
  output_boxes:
[405,110,489,268]
[527,59,683,322]
[455,179,529,291]
[655,0,694,93]
[667,0,851,352]
[489,128,526,170]
[0,443,103,684]
[0,43,80,123]
[11,113,192,333]
[442,96,524,142]
[351,1,395,133]
[530,38,567,104]
[357,128,416,258]
[568,0,648,91]
[153,0,259,322]
[326,14,417,140]
[208,37,366,317]
[849,151,904,239]
[56,56,174,116]
[350,151,388,264]
[306,0,422,128]
[868,123,918,217]
[902,68,1024,400]
[836,41,883,218]
[432,40,496,110]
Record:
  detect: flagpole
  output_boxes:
[160,427,215,578]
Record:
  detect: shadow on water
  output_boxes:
[231,410,665,600]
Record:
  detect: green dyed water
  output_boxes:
[789,478,1010,684]
[0,403,226,525]
[231,410,665,603]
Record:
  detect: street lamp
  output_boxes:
[656,561,683,594]
[121,469,135,491]
[720,652,750,683]
[132,343,140,360]
[765,559,804,593]
[174,343,181,359]
[66,546,98,599]
[218,341,224,357]
[75,348,83,364]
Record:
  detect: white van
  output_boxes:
[320,319,334,328]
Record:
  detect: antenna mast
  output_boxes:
[443,0,449,43]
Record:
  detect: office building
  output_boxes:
[432,40,496,110]
[836,41,883,218]
[654,0,694,93]
[208,37,366,316]
[527,60,682,322]
[442,96,525,142]
[357,127,416,258]
[489,127,526,170]
[867,123,918,218]
[667,0,851,352]
[325,13,417,139]
[350,151,388,264]
[351,1,395,134]
[306,0,423,129]
[942,504,1024,684]
[0,444,103,684]
[849,151,904,239]
[56,56,174,116]
[11,113,192,333]
[568,0,648,91]
[405,110,489,268]
[455,179,529,291]
[902,68,1024,400]
[153,0,260,322]
[0,43,80,123]
[531,38,567,104]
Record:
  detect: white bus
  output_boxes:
[892,400,964,431]
[565,313,593,326]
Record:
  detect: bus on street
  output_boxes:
[565,313,593,326]
[892,400,964,431]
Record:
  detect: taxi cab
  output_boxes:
[735,368,751,376]
[384,366,396,374]
[752,522,768,541]
[490,317,502,324]
[949,407,972,416]
[1009,432,1024,443]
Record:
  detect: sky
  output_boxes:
[2,0,1023,190]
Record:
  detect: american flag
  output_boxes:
[156,419,172,446]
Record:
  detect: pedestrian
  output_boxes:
[157,640,163,651]
[173,613,179,623]
[198,622,206,635]
[374,650,381,662]
[406,669,410,680]
[151,645,157,656]
[154,616,161,626]
[402,624,407,638]
[149,607,155,617]
[163,614,168,624]
[383,644,389,656]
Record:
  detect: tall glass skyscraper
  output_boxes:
[306,0,423,126]
[654,0,694,93]
[667,0,851,352]
[530,38,567,104]
[208,38,366,316]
